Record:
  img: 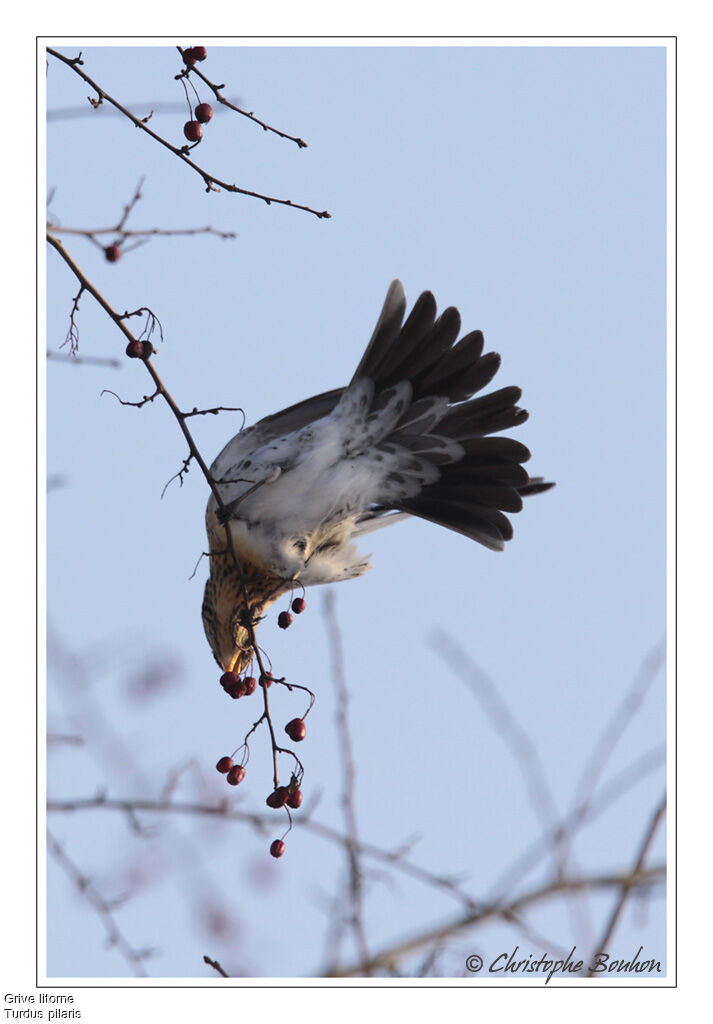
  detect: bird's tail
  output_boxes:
[352,280,554,551]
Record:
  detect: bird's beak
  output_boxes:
[221,651,241,674]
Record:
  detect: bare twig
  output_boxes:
[161,455,193,497]
[569,642,665,827]
[183,405,245,422]
[60,285,84,354]
[486,744,666,901]
[47,49,330,219]
[323,591,370,969]
[586,794,667,976]
[203,954,230,978]
[48,350,121,368]
[47,232,302,792]
[178,50,307,149]
[430,630,560,837]
[326,865,665,977]
[47,830,151,977]
[46,794,479,911]
[101,387,160,409]
[48,98,240,122]
[47,733,85,746]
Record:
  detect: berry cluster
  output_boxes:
[182,45,207,66]
[213,596,313,860]
[215,755,246,787]
[277,596,307,630]
[216,748,305,859]
[219,671,258,699]
[180,46,214,145]
[265,780,303,810]
[125,339,153,360]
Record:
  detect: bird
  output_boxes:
[202,280,553,674]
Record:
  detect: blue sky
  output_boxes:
[45,42,667,981]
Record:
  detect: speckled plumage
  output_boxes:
[202,280,553,672]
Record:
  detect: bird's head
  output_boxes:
[201,573,255,674]
[201,552,289,675]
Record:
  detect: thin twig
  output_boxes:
[323,591,370,969]
[47,830,151,977]
[586,795,667,976]
[203,954,230,978]
[180,52,307,148]
[51,224,237,241]
[46,794,478,910]
[569,642,666,827]
[486,744,666,901]
[48,350,121,368]
[47,232,288,786]
[48,98,240,122]
[430,630,561,838]
[47,49,330,219]
[60,285,84,354]
[326,865,665,977]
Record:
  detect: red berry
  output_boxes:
[195,103,213,124]
[215,756,233,774]
[286,787,302,809]
[270,839,285,858]
[227,764,245,786]
[125,340,142,358]
[243,676,257,696]
[291,597,306,614]
[183,120,203,142]
[104,244,122,263]
[220,671,240,691]
[259,674,273,689]
[285,718,306,742]
[191,46,208,61]
[126,340,153,359]
[278,611,293,630]
[182,47,197,66]
[266,786,289,809]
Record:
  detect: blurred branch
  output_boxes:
[568,642,665,828]
[47,625,243,943]
[327,864,665,977]
[46,793,479,911]
[486,743,666,901]
[47,733,84,746]
[47,350,121,368]
[47,48,330,218]
[323,590,370,970]
[46,474,68,492]
[431,630,560,835]
[48,98,241,121]
[47,830,152,977]
[585,794,667,976]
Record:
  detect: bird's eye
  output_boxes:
[294,538,307,553]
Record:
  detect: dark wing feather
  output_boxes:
[211,280,553,553]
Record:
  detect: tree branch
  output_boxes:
[47,48,330,218]
[327,865,665,977]
[323,591,370,969]
[585,794,667,976]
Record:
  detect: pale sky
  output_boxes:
[45,42,667,980]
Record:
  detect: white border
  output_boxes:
[36,33,675,994]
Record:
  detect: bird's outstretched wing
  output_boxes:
[203,281,553,670]
[208,280,551,567]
